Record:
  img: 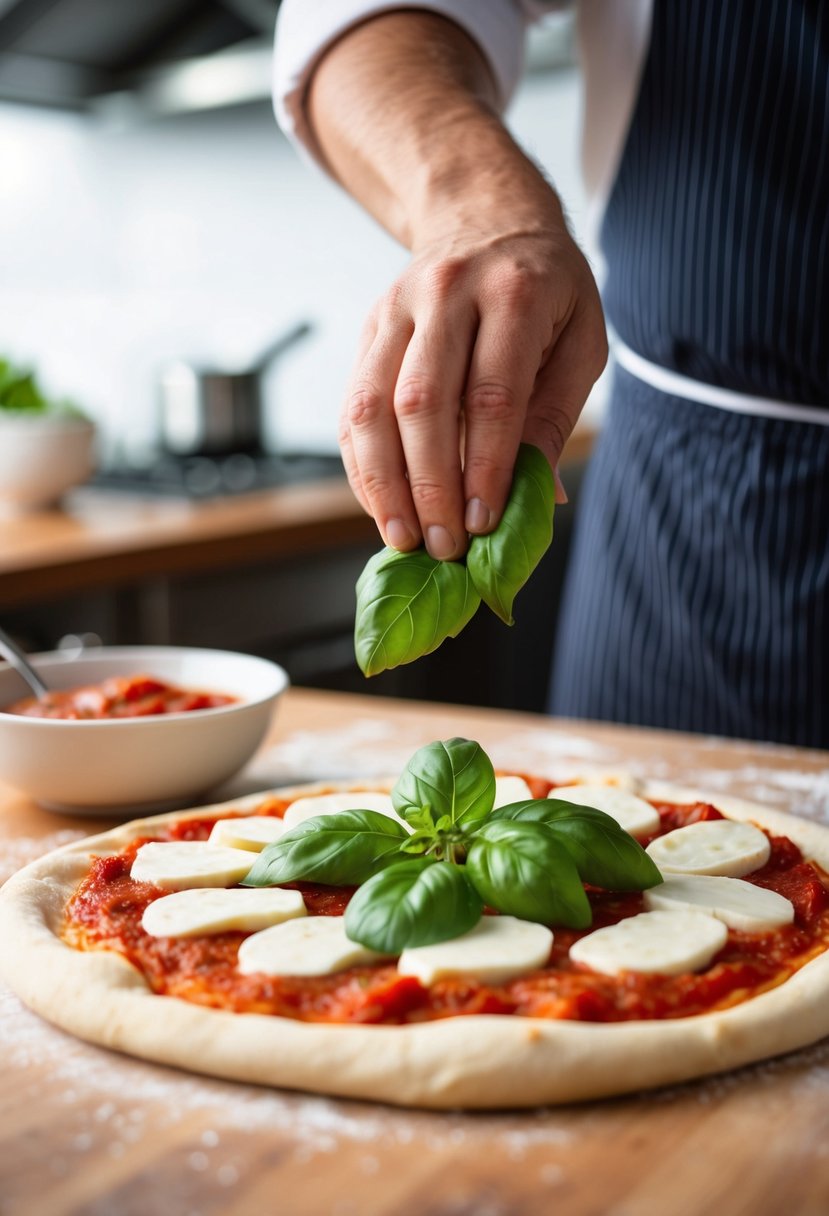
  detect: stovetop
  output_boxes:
[87,451,345,500]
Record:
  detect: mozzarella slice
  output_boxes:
[569,910,728,976]
[494,775,534,807]
[130,842,254,890]
[237,915,389,976]
[646,820,770,877]
[551,784,661,837]
[208,816,288,852]
[282,791,410,832]
[142,887,306,938]
[398,916,554,986]
[644,874,794,932]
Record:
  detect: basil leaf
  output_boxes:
[465,820,591,928]
[491,799,662,891]
[466,444,555,625]
[354,547,480,676]
[241,810,409,888]
[392,738,496,828]
[344,858,483,952]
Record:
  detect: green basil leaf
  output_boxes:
[354,547,480,676]
[399,831,433,855]
[392,738,496,828]
[344,858,483,952]
[465,819,591,928]
[490,799,662,891]
[241,810,408,888]
[466,443,555,625]
[405,805,436,834]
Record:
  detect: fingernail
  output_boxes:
[554,469,569,504]
[465,497,494,534]
[386,518,414,550]
[425,525,457,560]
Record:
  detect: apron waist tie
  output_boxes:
[612,336,829,426]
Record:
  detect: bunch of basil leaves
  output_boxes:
[243,738,663,954]
[354,443,554,676]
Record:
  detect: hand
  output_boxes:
[339,205,607,560]
[303,9,608,556]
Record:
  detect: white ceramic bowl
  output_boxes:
[0,647,289,813]
[0,413,96,513]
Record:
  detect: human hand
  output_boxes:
[339,204,607,560]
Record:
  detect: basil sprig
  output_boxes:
[243,738,663,954]
[354,443,555,676]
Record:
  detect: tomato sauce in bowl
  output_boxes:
[7,674,238,720]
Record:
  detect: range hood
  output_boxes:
[0,0,573,117]
[0,0,279,111]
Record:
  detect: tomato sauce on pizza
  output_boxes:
[61,789,829,1026]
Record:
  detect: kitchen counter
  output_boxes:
[0,428,597,708]
[0,477,377,609]
[0,427,596,611]
[2,687,829,1216]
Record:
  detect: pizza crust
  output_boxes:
[2,779,829,1110]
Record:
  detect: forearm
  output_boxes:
[306,11,565,249]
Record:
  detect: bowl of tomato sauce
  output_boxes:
[0,647,288,813]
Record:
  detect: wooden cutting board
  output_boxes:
[2,688,828,1216]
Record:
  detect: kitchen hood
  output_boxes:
[0,0,279,112]
[0,1,573,117]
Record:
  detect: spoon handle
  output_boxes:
[0,625,49,700]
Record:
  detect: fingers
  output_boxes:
[341,307,417,549]
[339,313,379,517]
[521,302,608,472]
[342,276,477,560]
[392,304,476,559]
[461,301,550,535]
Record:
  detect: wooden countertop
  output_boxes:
[0,427,596,609]
[2,688,829,1216]
[0,477,377,609]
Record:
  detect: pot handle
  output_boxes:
[253,321,313,373]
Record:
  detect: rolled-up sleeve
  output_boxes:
[274,0,537,169]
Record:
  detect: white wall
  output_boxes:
[0,65,592,460]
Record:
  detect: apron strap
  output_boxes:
[613,336,829,427]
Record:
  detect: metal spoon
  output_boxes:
[0,625,49,700]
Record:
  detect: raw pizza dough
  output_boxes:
[1,778,828,1110]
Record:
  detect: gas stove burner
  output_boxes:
[88,452,344,500]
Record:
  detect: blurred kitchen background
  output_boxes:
[0,0,603,710]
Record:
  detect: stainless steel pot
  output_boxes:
[158,321,312,457]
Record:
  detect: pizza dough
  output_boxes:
[1,780,829,1110]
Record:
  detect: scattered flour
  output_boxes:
[0,828,85,884]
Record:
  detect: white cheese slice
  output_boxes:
[237,915,389,976]
[644,874,794,931]
[130,842,254,890]
[551,784,661,837]
[282,791,411,832]
[569,909,728,976]
[494,775,534,807]
[208,816,288,852]
[646,820,770,877]
[397,916,554,986]
[142,887,306,938]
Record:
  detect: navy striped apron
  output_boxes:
[549,0,829,747]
